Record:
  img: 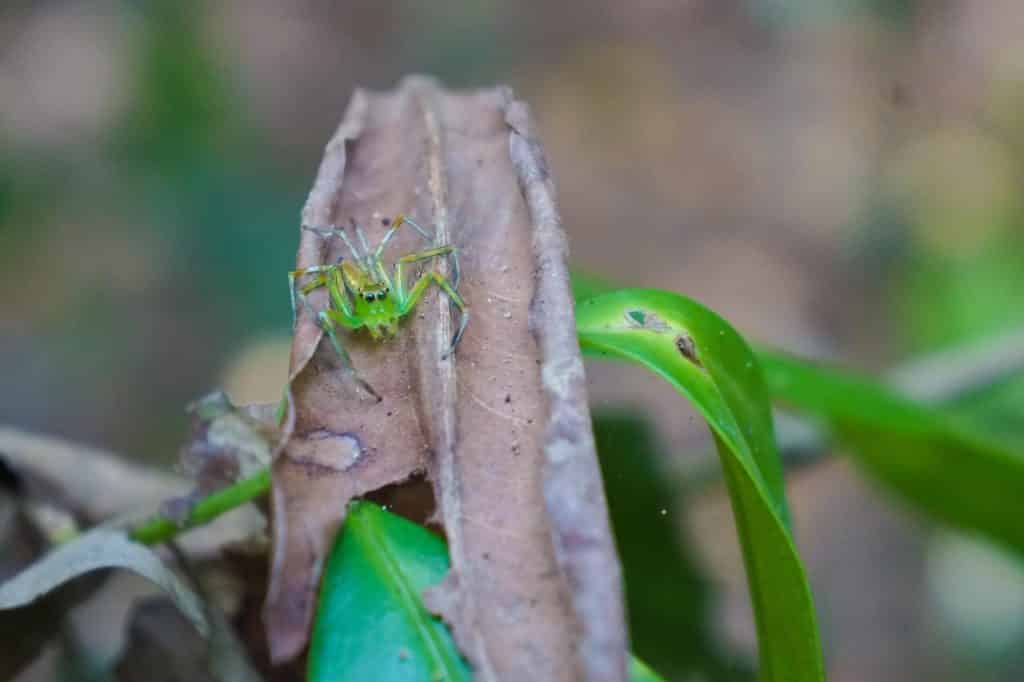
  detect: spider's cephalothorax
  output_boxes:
[288,215,469,400]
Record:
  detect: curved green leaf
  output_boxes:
[576,289,824,682]
[628,657,665,682]
[310,501,667,682]
[759,351,1024,555]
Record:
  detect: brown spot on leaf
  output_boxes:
[675,334,703,368]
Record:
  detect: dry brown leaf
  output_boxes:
[265,77,626,682]
[0,427,184,521]
[0,528,208,634]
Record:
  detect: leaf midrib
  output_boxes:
[351,509,464,679]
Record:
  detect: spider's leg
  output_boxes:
[374,214,433,259]
[352,221,372,264]
[372,216,427,287]
[317,309,381,402]
[374,258,394,291]
[392,245,456,300]
[390,215,461,289]
[303,224,362,262]
[397,268,470,359]
[373,225,400,259]
[288,265,331,326]
[450,247,461,291]
[393,214,433,241]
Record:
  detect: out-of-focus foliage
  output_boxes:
[0,0,301,457]
[861,73,1024,671]
[760,351,1024,555]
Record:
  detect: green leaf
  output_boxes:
[309,501,667,682]
[308,501,471,682]
[629,656,666,682]
[594,412,753,680]
[576,289,824,682]
[758,351,1024,554]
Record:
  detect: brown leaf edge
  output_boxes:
[506,93,628,682]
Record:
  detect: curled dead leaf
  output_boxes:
[265,78,627,681]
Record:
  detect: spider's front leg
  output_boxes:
[288,265,332,327]
[290,264,381,401]
[317,308,382,402]
[394,247,470,359]
[383,215,462,289]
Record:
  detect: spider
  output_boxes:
[288,214,469,401]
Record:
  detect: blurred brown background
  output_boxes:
[3,1,1024,681]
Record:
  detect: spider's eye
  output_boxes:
[364,293,374,302]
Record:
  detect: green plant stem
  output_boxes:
[129,468,271,545]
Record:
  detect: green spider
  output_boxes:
[288,214,469,401]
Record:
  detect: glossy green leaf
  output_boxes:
[758,351,1024,554]
[310,501,666,682]
[576,289,824,682]
[308,501,471,682]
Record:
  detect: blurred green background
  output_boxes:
[3,1,1024,680]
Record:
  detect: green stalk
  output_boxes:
[129,468,271,545]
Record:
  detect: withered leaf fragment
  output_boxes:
[163,391,278,522]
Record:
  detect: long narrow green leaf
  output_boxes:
[595,413,754,680]
[309,501,667,682]
[759,351,1024,554]
[576,289,824,682]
